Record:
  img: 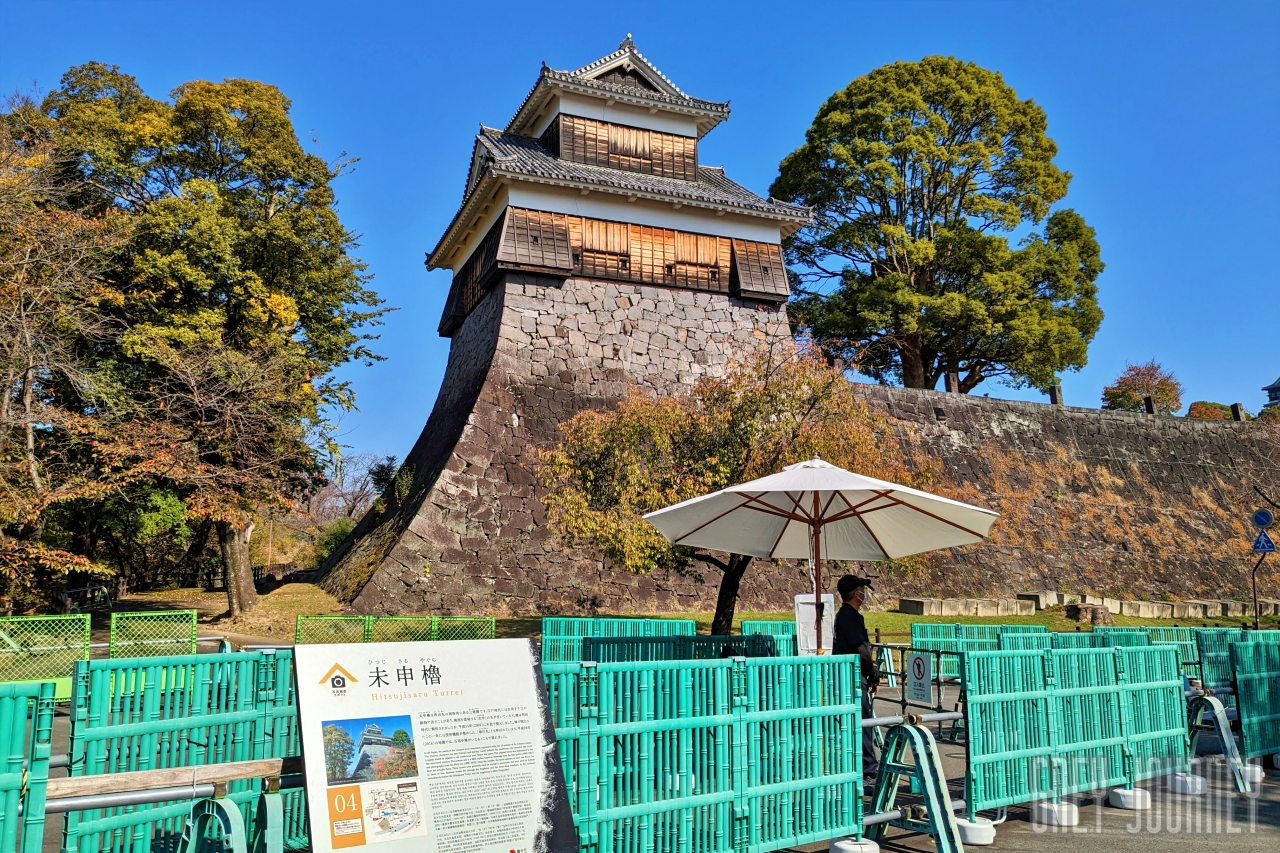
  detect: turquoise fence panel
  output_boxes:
[0,615,89,701]
[581,635,777,663]
[1196,628,1246,692]
[959,625,1002,643]
[558,657,864,853]
[0,681,54,853]
[1096,631,1151,648]
[995,625,1049,634]
[998,633,1052,651]
[541,617,697,661]
[741,656,863,852]
[1230,640,1280,760]
[62,650,305,853]
[1051,632,1096,649]
[1116,645,1190,782]
[910,623,957,643]
[1145,627,1199,676]
[961,647,1187,817]
[741,621,798,655]
[109,611,197,658]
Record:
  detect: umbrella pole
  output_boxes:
[813,491,824,654]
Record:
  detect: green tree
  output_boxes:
[322,724,355,784]
[39,64,387,614]
[539,347,924,634]
[390,729,410,748]
[1101,360,1183,414]
[1186,401,1232,420]
[771,56,1103,392]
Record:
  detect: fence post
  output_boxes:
[576,662,598,849]
[731,657,749,852]
[1113,648,1136,789]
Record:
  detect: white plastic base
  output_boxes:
[830,838,879,853]
[955,817,996,845]
[1168,773,1207,795]
[1242,764,1265,785]
[1030,801,1079,827]
[1108,787,1152,810]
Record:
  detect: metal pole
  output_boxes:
[813,491,824,655]
[1252,553,1266,631]
[863,798,967,827]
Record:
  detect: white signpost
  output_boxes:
[795,594,835,655]
[905,652,933,705]
[295,638,575,853]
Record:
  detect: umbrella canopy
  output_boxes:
[643,457,999,651]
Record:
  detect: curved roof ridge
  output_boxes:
[570,35,690,99]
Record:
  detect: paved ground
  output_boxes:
[783,688,1280,851]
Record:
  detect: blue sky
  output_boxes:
[3,1,1277,461]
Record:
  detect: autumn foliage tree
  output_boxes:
[772,57,1104,393]
[26,64,386,614]
[1101,360,1183,415]
[539,347,923,634]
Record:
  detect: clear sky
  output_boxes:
[3,1,1277,461]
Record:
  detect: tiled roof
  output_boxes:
[477,128,806,218]
[505,38,729,138]
[427,129,809,268]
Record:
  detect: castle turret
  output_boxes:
[319,40,811,615]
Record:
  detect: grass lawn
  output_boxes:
[112,584,1280,643]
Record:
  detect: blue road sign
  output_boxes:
[1254,529,1276,554]
[1253,509,1275,529]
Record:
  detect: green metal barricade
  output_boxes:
[581,634,778,662]
[0,615,89,701]
[1196,628,1245,693]
[62,651,306,853]
[109,611,197,658]
[998,633,1052,651]
[995,625,1048,634]
[434,616,495,640]
[295,615,497,644]
[294,615,368,643]
[741,620,798,655]
[0,681,54,853]
[1144,627,1199,676]
[554,656,864,853]
[1230,640,1280,760]
[961,646,1189,819]
[541,616,697,661]
[1051,632,1096,649]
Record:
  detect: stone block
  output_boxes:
[1187,600,1221,617]
[1150,602,1174,619]
[1015,599,1036,616]
[1169,603,1190,619]
[974,599,1000,617]
[939,598,962,617]
[1103,598,1122,615]
[1220,600,1245,617]
[899,598,942,616]
[1017,591,1055,610]
[1120,601,1161,619]
[1057,593,1082,606]
[1082,594,1104,606]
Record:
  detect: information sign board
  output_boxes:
[795,594,835,655]
[295,638,576,853]
[905,652,933,705]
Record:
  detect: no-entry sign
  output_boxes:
[906,652,932,705]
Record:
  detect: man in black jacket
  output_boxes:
[833,574,879,780]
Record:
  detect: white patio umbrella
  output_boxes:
[643,457,999,652]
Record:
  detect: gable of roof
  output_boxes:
[506,38,730,139]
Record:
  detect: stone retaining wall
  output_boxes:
[317,271,1280,615]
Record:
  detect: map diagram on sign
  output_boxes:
[365,783,426,839]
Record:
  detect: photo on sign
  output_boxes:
[322,715,418,785]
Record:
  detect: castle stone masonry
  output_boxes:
[318,40,1280,614]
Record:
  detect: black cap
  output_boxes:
[837,574,873,597]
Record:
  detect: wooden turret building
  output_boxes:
[319,39,813,615]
